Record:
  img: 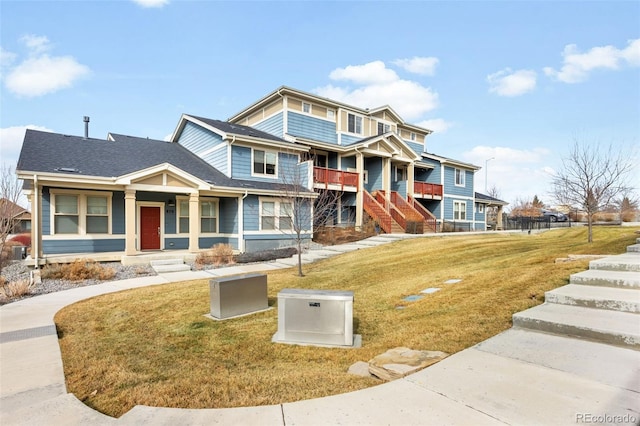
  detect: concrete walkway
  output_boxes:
[1,233,639,425]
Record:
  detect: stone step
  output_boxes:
[152,264,191,273]
[512,303,640,349]
[545,284,640,313]
[570,269,640,289]
[589,253,640,272]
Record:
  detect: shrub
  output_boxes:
[9,233,31,247]
[41,259,116,282]
[234,247,298,263]
[195,244,235,267]
[0,278,33,302]
[621,210,637,222]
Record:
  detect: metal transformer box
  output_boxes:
[209,273,268,320]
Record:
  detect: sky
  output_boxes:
[1,0,639,209]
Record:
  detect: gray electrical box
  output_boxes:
[272,288,358,347]
[209,274,268,320]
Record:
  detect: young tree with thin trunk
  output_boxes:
[1,164,24,274]
[551,139,636,243]
[277,155,341,277]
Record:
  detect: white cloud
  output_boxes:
[19,34,51,55]
[416,118,453,133]
[1,125,54,168]
[5,55,90,97]
[132,0,169,7]
[315,60,439,121]
[393,57,439,76]
[0,47,16,68]
[544,38,640,83]
[328,61,398,85]
[3,35,90,97]
[487,68,537,97]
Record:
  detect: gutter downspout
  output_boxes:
[239,190,248,252]
[33,174,39,267]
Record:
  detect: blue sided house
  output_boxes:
[16,86,506,265]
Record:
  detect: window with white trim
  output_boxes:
[454,201,466,220]
[347,113,362,134]
[302,102,311,114]
[260,200,293,231]
[410,132,416,141]
[393,165,406,182]
[477,204,484,214]
[327,109,335,119]
[455,168,465,186]
[51,191,111,235]
[377,122,390,135]
[178,200,189,233]
[253,149,277,176]
[200,200,218,233]
[177,198,218,233]
[54,194,79,234]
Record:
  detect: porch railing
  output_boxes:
[313,167,359,190]
[363,191,392,233]
[374,191,409,231]
[407,194,438,232]
[413,182,443,198]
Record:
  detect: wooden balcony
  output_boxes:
[313,167,359,192]
[413,182,443,199]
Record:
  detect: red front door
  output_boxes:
[140,206,161,250]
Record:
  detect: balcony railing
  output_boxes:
[413,182,443,199]
[313,167,359,190]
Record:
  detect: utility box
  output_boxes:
[209,274,268,320]
[272,288,359,347]
[12,246,27,260]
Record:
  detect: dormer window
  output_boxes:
[327,109,335,119]
[377,122,391,135]
[302,102,311,114]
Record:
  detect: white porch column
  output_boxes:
[407,163,415,197]
[124,189,137,255]
[188,192,199,253]
[496,206,504,230]
[382,158,391,193]
[237,195,245,252]
[355,152,364,230]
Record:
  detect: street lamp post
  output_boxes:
[484,157,495,193]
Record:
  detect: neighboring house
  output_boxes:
[0,198,31,234]
[16,85,507,264]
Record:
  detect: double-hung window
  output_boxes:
[377,122,390,135]
[454,201,466,220]
[52,191,111,234]
[302,102,311,114]
[177,198,218,233]
[260,200,293,231]
[86,196,108,233]
[347,113,362,135]
[54,194,79,234]
[455,168,465,186]
[253,149,277,176]
[200,201,217,233]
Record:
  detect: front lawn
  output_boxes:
[55,226,638,417]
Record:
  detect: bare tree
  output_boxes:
[552,139,637,242]
[1,164,24,273]
[487,185,501,200]
[278,155,341,277]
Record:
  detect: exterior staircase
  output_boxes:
[370,190,436,234]
[512,238,640,349]
[150,258,191,274]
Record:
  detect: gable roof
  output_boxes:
[17,130,312,194]
[422,152,480,171]
[183,115,288,143]
[475,192,509,206]
[0,198,28,218]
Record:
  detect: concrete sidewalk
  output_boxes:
[1,233,639,425]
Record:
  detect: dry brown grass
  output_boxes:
[0,278,32,302]
[41,259,116,281]
[195,243,236,268]
[54,226,639,417]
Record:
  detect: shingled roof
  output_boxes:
[185,115,290,143]
[17,130,309,193]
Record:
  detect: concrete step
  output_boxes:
[150,259,191,273]
[628,244,640,253]
[512,303,640,349]
[589,253,640,272]
[545,284,640,313]
[570,269,640,289]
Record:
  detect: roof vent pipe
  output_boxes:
[83,116,90,139]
